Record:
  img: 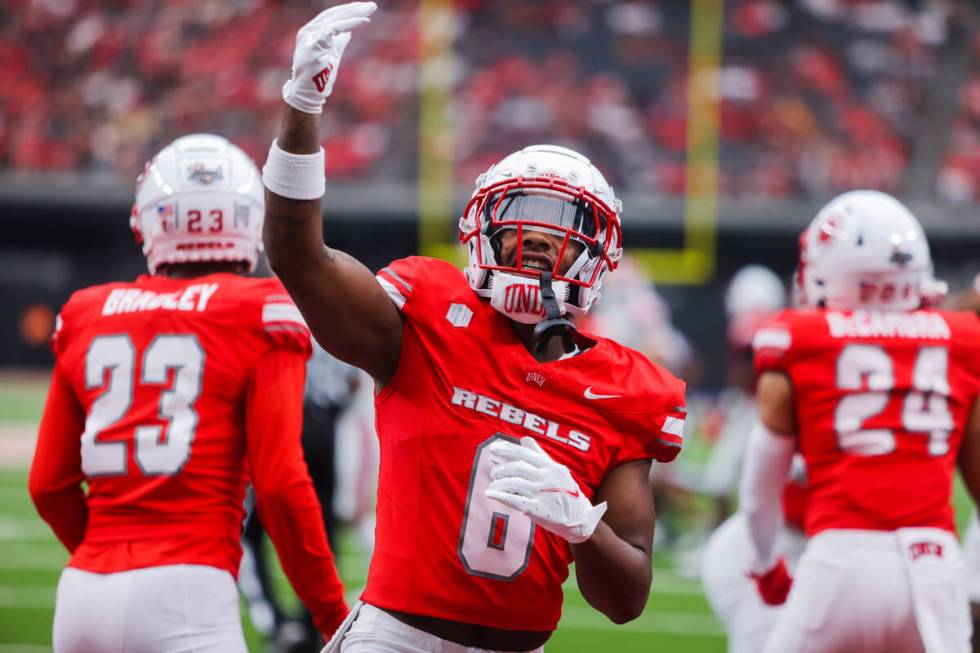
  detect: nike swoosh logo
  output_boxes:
[541,487,580,498]
[584,386,622,400]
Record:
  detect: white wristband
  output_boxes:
[262,139,326,200]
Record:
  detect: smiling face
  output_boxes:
[496,228,584,277]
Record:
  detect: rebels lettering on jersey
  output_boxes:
[47,273,310,575]
[370,256,686,632]
[450,387,592,452]
[754,309,980,537]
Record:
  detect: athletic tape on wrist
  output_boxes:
[262,139,326,200]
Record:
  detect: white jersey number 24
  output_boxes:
[835,344,953,456]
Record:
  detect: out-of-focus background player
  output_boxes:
[744,191,980,652]
[699,267,807,653]
[28,134,348,652]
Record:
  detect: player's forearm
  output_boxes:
[247,352,349,636]
[264,106,326,277]
[278,105,321,155]
[29,368,88,552]
[739,421,794,565]
[257,482,349,636]
[572,521,652,624]
[263,107,402,380]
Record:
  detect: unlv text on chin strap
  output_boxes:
[533,271,577,357]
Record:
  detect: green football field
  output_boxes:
[0,373,726,653]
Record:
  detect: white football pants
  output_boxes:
[762,528,970,653]
[700,512,806,653]
[53,564,247,653]
[961,512,980,602]
[326,602,544,653]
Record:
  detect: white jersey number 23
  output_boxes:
[81,334,204,477]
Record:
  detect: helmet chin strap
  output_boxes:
[533,271,578,357]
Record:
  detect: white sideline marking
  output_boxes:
[650,574,706,596]
[0,487,30,502]
[0,517,55,541]
[562,570,705,596]
[0,425,39,468]
[559,606,724,636]
[344,584,366,604]
[0,585,55,608]
[0,547,68,569]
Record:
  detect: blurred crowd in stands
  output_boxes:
[938,30,980,204]
[2,0,977,202]
[1,0,420,180]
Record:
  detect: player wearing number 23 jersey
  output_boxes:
[742,191,980,653]
[29,134,347,653]
[368,256,685,632]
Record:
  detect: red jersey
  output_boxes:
[754,308,980,537]
[29,273,348,635]
[368,257,686,631]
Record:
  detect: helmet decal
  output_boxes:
[186,162,224,185]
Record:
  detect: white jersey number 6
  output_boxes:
[458,434,535,581]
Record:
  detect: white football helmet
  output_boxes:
[131,134,265,273]
[458,144,623,321]
[725,264,786,318]
[800,190,941,311]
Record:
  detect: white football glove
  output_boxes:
[485,436,607,544]
[282,2,377,115]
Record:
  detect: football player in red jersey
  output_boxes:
[742,190,980,653]
[28,134,348,652]
[702,455,808,653]
[260,3,686,651]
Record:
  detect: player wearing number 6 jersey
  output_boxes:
[743,190,980,653]
[261,3,686,651]
[28,134,347,653]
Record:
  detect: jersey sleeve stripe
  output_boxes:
[377,276,407,310]
[753,328,791,351]
[264,324,310,334]
[658,432,683,447]
[661,416,685,437]
[262,303,307,327]
[379,267,413,294]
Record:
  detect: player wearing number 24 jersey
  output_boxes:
[29,134,347,653]
[741,190,980,653]
[261,4,686,651]
[754,307,980,536]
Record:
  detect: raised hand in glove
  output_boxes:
[283,1,377,114]
[485,436,607,544]
[748,556,793,605]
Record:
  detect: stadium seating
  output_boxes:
[0,0,972,202]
